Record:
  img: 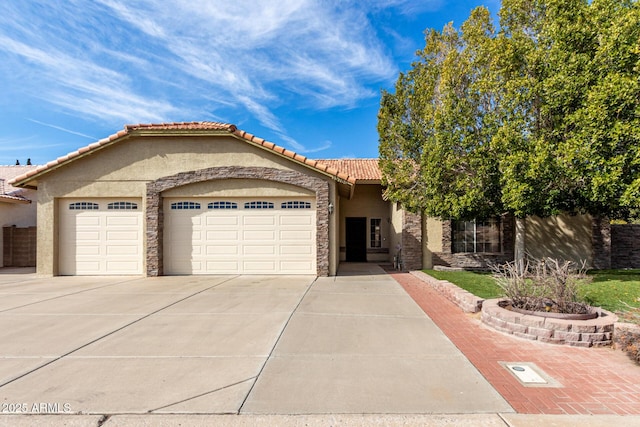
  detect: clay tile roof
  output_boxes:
[9,122,359,187]
[125,121,236,132]
[0,166,38,203]
[315,159,381,182]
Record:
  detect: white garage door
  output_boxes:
[59,199,143,275]
[164,198,316,274]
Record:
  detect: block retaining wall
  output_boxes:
[481,299,617,347]
[410,270,484,313]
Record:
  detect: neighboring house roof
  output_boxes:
[316,159,381,183]
[9,122,359,188]
[0,166,37,204]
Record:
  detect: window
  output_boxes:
[281,201,311,209]
[69,202,99,210]
[171,201,201,210]
[208,201,237,209]
[244,201,274,209]
[107,202,138,210]
[452,218,501,253]
[370,218,382,248]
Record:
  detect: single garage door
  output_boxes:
[59,199,143,275]
[164,198,316,274]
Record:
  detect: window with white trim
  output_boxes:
[69,202,99,210]
[452,218,501,253]
[208,201,237,209]
[370,218,382,248]
[244,201,274,209]
[107,202,138,210]
[171,201,201,210]
[281,201,311,209]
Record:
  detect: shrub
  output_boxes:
[491,257,592,314]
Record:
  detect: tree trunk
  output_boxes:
[514,217,526,273]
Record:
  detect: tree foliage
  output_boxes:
[378,0,640,220]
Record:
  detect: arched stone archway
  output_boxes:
[146,166,330,276]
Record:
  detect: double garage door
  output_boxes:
[59,197,317,275]
[163,198,317,274]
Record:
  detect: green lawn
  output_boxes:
[581,270,640,313]
[423,269,503,299]
[423,269,640,313]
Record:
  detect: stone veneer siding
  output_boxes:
[432,215,515,269]
[146,166,330,277]
[611,224,640,269]
[402,210,422,270]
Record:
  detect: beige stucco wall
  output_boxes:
[422,216,443,269]
[524,213,593,267]
[389,201,403,264]
[338,184,391,262]
[0,188,37,267]
[32,135,340,276]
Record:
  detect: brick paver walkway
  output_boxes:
[388,269,640,415]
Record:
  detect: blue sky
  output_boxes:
[0,0,499,165]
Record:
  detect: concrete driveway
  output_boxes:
[0,265,511,416]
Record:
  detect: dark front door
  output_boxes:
[345,217,367,262]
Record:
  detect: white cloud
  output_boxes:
[0,0,407,151]
[26,119,96,140]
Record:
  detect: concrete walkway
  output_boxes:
[241,263,511,414]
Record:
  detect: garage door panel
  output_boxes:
[206,261,240,272]
[106,230,139,240]
[280,245,313,255]
[75,261,101,272]
[76,231,101,241]
[76,246,101,256]
[244,261,277,272]
[207,216,238,226]
[76,216,101,226]
[243,230,275,241]
[280,215,313,226]
[206,245,238,255]
[206,230,238,240]
[106,245,139,255]
[280,261,315,272]
[244,216,275,226]
[106,261,140,272]
[280,230,313,240]
[107,216,140,226]
[243,245,276,255]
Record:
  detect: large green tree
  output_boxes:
[379,0,640,223]
[378,7,501,219]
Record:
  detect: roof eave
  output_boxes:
[0,196,31,204]
[10,131,132,188]
[229,132,356,187]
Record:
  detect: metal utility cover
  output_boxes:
[500,362,562,388]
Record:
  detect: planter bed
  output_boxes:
[481,298,617,347]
